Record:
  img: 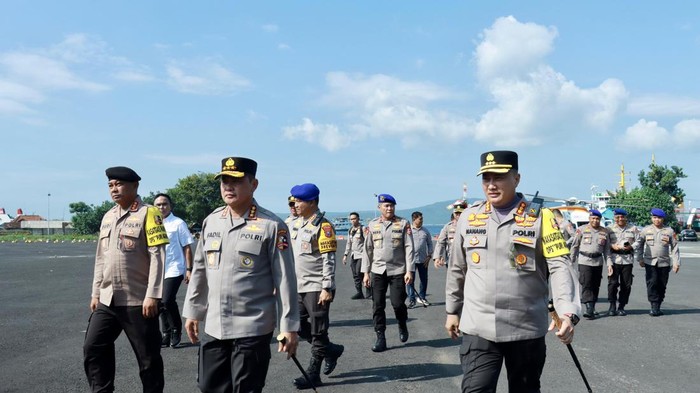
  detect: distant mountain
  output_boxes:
[277,198,483,227]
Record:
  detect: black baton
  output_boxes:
[277,333,318,393]
[548,300,593,393]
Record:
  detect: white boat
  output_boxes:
[331,217,352,232]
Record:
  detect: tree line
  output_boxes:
[70,173,221,235]
[69,163,688,235]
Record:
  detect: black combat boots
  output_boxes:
[372,331,387,352]
[398,321,409,343]
[649,302,663,317]
[160,332,170,347]
[583,302,596,320]
[293,357,322,390]
[607,302,617,317]
[323,343,344,375]
[617,304,627,316]
[170,329,181,348]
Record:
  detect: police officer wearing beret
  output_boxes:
[570,209,613,319]
[633,208,681,316]
[445,151,580,392]
[606,208,639,316]
[182,157,300,392]
[361,194,415,352]
[84,166,169,393]
[289,183,344,389]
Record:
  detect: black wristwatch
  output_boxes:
[565,313,580,326]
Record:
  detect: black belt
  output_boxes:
[580,251,602,258]
[611,249,632,255]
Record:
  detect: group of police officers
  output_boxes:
[83,151,682,393]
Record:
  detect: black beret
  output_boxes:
[105,166,141,182]
[215,157,257,179]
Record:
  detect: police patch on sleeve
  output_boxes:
[146,207,169,247]
[276,229,289,250]
[541,208,569,258]
[318,222,337,254]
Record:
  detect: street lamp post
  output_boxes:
[47,193,51,242]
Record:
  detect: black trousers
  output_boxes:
[459,334,545,393]
[607,264,633,306]
[159,275,184,334]
[371,272,407,332]
[579,265,603,304]
[83,303,164,393]
[198,332,272,393]
[350,258,363,294]
[298,291,331,359]
[645,264,671,304]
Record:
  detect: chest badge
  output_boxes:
[515,254,527,265]
[469,237,479,246]
[240,256,254,268]
[471,252,480,264]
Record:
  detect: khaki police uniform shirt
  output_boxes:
[412,225,434,266]
[291,210,337,293]
[570,224,613,267]
[361,216,415,275]
[182,200,300,340]
[433,220,457,261]
[445,197,580,343]
[92,196,168,307]
[343,225,364,260]
[609,224,639,265]
[634,224,681,267]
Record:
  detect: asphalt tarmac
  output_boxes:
[1,239,699,393]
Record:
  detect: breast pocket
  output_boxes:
[205,239,222,270]
[119,233,139,253]
[236,240,263,272]
[99,228,111,249]
[299,232,314,255]
[583,235,592,245]
[645,235,655,247]
[511,239,536,272]
[464,235,487,268]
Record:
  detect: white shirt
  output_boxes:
[163,213,194,278]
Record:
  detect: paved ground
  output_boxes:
[1,239,699,393]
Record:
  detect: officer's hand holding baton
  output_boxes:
[445,314,460,340]
[277,331,298,360]
[404,271,413,285]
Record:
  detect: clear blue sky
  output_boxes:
[2,2,700,220]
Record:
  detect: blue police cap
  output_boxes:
[650,208,666,218]
[290,183,320,201]
[377,194,397,204]
[589,209,602,217]
[613,208,628,216]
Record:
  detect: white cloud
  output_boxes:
[278,43,292,51]
[621,118,700,149]
[475,16,558,82]
[672,119,700,146]
[283,118,353,151]
[472,16,628,146]
[620,119,671,150]
[285,16,629,151]
[628,94,700,117]
[283,72,473,150]
[262,24,279,33]
[0,52,108,92]
[166,59,251,95]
